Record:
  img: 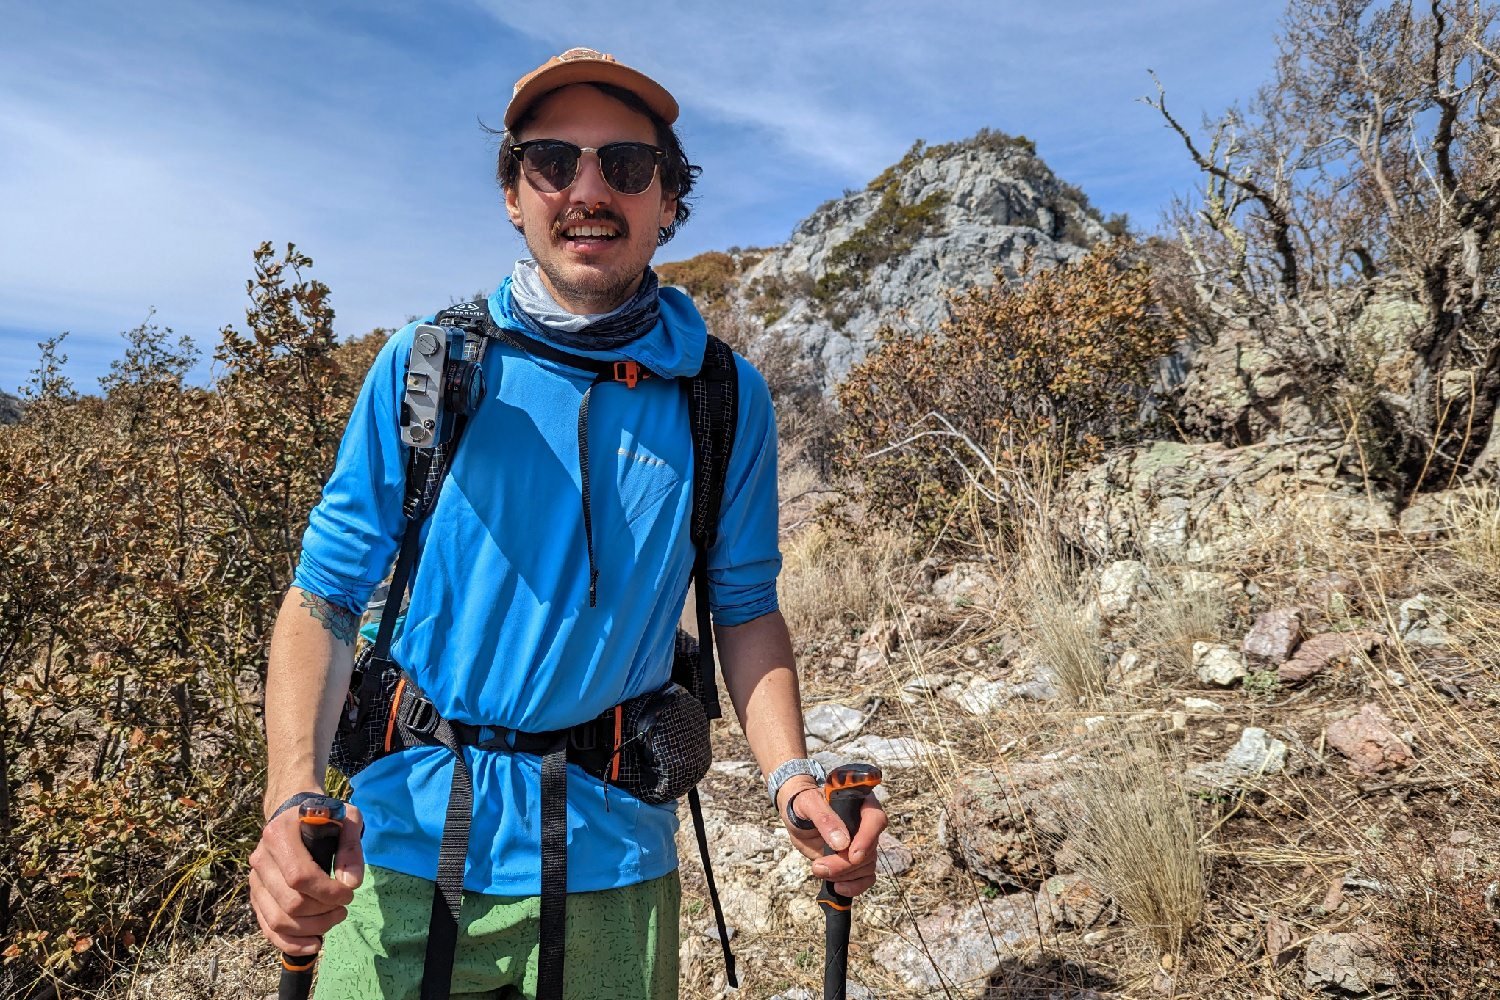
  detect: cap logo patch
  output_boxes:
[559,47,611,63]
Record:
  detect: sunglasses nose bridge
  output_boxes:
[566,147,613,201]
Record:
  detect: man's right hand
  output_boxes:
[248,795,365,954]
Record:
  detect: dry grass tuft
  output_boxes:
[1132,569,1233,678]
[1445,486,1500,592]
[1006,520,1108,707]
[1066,727,1208,957]
[778,521,903,639]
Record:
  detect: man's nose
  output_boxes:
[569,150,612,206]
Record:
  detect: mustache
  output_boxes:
[551,207,629,239]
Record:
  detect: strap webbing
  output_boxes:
[420,721,472,1000]
[537,742,571,1000]
[689,786,738,988]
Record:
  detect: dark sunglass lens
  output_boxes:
[601,144,658,194]
[522,142,580,192]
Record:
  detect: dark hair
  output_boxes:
[490,82,700,246]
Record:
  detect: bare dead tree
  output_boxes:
[1153,0,1500,491]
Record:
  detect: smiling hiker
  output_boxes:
[246,47,886,999]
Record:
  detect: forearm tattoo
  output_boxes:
[299,590,358,644]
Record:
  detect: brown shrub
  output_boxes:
[836,240,1178,544]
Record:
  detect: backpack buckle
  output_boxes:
[612,361,641,388]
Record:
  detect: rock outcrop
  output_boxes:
[718,131,1111,390]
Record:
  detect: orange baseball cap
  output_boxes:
[505,47,679,129]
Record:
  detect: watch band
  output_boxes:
[765,757,826,806]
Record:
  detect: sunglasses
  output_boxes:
[510,139,665,196]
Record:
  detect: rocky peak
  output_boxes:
[0,390,23,426]
[735,129,1117,390]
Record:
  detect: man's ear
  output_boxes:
[505,184,524,228]
[658,193,678,232]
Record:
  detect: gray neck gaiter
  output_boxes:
[508,259,660,352]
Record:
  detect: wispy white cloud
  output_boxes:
[2,0,1282,391]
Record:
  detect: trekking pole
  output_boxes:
[278,795,346,1000]
[815,763,882,1000]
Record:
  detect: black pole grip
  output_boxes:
[277,796,345,1000]
[816,763,882,1000]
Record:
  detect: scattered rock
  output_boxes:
[804,702,866,743]
[703,817,787,873]
[717,885,774,935]
[876,830,915,877]
[709,760,758,779]
[838,735,942,769]
[855,621,900,674]
[1111,649,1157,689]
[931,562,1001,608]
[1059,439,1398,565]
[948,678,1013,716]
[1303,931,1399,993]
[942,763,1082,886]
[1398,593,1452,647]
[1194,642,1247,686]
[1191,727,1290,789]
[871,895,1049,996]
[1039,874,1108,928]
[1398,486,1497,538]
[1278,630,1384,684]
[1326,703,1415,774]
[1097,559,1148,617]
[1182,697,1224,713]
[1266,915,1297,967]
[1243,607,1303,665]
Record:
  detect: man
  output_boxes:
[248,47,885,999]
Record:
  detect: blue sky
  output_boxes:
[0,0,1282,394]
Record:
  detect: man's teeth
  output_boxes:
[564,225,616,238]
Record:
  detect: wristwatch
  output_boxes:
[765,757,827,806]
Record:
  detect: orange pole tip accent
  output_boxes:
[817,899,852,912]
[282,956,317,971]
[823,764,883,802]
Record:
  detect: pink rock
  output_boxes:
[1278,631,1384,684]
[1243,608,1304,665]
[1325,703,1414,774]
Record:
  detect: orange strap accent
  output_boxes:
[611,705,623,782]
[384,677,407,753]
[612,360,642,388]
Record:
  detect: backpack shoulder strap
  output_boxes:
[370,303,489,662]
[689,334,740,549]
[679,334,739,719]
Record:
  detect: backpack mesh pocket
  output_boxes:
[329,647,404,779]
[609,682,712,805]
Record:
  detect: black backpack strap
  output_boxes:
[680,335,739,720]
[374,306,491,999]
[679,334,740,988]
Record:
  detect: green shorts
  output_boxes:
[313,865,680,1000]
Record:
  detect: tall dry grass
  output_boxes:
[778,521,904,639]
[1065,727,1208,957]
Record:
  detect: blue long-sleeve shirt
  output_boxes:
[291,279,781,894]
